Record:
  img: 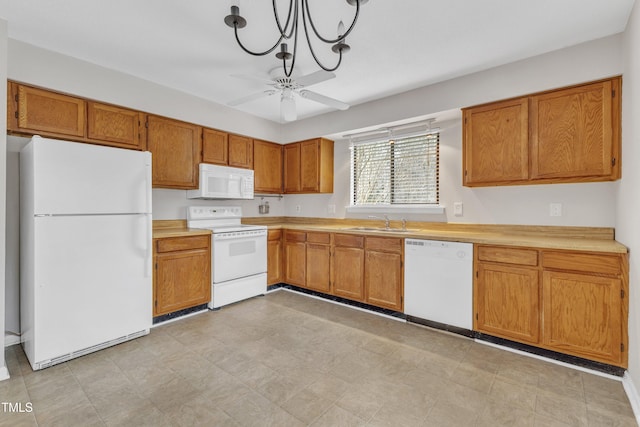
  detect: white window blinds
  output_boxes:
[351,133,439,206]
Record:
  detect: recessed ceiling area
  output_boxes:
[0,0,635,123]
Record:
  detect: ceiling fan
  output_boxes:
[227,69,349,122]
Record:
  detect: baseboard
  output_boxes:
[4,332,20,347]
[623,372,640,425]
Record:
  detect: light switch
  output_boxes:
[453,202,463,216]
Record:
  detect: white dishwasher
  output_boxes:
[404,239,473,330]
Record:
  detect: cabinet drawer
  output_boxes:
[334,234,364,249]
[477,246,538,266]
[542,251,621,276]
[284,230,306,243]
[365,237,402,253]
[268,229,282,241]
[306,232,330,244]
[156,235,210,253]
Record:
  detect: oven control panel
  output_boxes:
[188,206,242,220]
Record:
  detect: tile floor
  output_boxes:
[0,289,637,426]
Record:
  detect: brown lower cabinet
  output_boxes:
[153,235,211,317]
[333,234,365,301]
[305,232,332,293]
[282,230,403,312]
[284,230,306,286]
[364,237,403,311]
[267,229,283,285]
[474,244,628,367]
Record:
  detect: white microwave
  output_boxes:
[187,164,254,199]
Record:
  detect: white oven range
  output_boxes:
[187,206,267,309]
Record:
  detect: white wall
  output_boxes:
[281,35,624,144]
[7,40,282,143]
[5,136,23,340]
[152,189,285,220]
[619,0,640,414]
[277,35,623,227]
[0,18,9,380]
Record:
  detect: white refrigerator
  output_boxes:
[20,136,152,370]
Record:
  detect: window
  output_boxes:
[350,132,439,206]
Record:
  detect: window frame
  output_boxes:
[347,130,444,214]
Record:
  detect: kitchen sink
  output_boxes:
[343,226,411,233]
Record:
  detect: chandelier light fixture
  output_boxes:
[224,0,368,78]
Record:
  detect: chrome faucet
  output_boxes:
[401,218,407,231]
[369,215,390,229]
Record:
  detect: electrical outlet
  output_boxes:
[549,203,562,217]
[295,205,301,213]
[327,204,336,214]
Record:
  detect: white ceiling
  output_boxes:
[0,0,635,123]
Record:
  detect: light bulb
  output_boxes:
[337,20,345,38]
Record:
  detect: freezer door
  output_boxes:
[26,136,151,215]
[30,214,152,364]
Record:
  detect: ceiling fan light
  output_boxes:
[281,88,296,121]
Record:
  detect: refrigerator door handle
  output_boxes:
[145,214,152,278]
[145,162,152,214]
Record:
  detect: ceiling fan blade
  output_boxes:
[227,90,276,107]
[299,90,349,110]
[281,95,297,122]
[230,73,275,86]
[296,70,335,87]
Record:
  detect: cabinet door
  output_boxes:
[228,134,253,169]
[300,139,320,192]
[284,232,306,286]
[254,140,283,193]
[13,84,86,138]
[365,250,403,311]
[542,270,622,365]
[267,230,283,285]
[530,79,617,181]
[155,248,211,316]
[283,143,301,193]
[475,262,539,344]
[87,102,144,150]
[334,246,365,301]
[147,115,202,189]
[306,243,332,293]
[462,98,529,186]
[202,128,228,165]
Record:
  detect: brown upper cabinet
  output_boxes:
[7,82,146,150]
[202,128,228,165]
[8,82,86,138]
[284,138,334,194]
[202,130,253,169]
[6,81,333,192]
[462,77,621,187]
[87,102,145,150]
[146,115,202,189]
[253,139,283,194]
[228,134,253,169]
